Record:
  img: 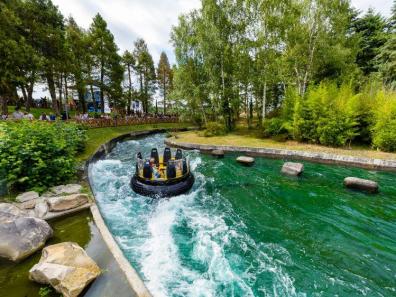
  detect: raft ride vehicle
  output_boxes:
[131,148,194,198]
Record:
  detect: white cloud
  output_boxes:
[53,0,201,64]
[351,0,393,17]
[52,0,393,66]
[34,0,392,98]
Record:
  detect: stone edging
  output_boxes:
[90,204,152,297]
[85,127,196,297]
[44,203,92,221]
[164,139,396,172]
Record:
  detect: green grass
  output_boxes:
[77,122,192,161]
[172,130,396,161]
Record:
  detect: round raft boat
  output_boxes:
[131,148,194,198]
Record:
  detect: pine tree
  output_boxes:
[133,39,156,113]
[66,17,88,113]
[122,50,135,114]
[89,14,122,113]
[157,52,172,114]
[351,9,388,75]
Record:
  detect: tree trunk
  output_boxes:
[26,80,34,112]
[245,84,248,125]
[58,74,63,114]
[64,75,69,118]
[0,95,8,115]
[46,70,59,115]
[163,69,166,115]
[90,84,96,112]
[100,62,105,113]
[261,81,267,126]
[127,65,132,115]
[21,85,28,107]
[78,88,86,113]
[139,73,144,113]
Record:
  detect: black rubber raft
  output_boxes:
[131,173,195,198]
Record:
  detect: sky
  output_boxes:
[34,0,393,97]
[51,0,393,64]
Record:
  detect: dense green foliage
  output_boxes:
[260,82,396,151]
[0,0,172,116]
[203,122,226,137]
[0,121,86,192]
[372,91,396,151]
[170,0,396,151]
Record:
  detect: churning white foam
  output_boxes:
[89,138,303,297]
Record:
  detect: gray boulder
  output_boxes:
[211,149,225,158]
[0,203,27,217]
[16,191,39,203]
[47,194,89,212]
[0,210,53,261]
[281,162,304,176]
[236,156,255,166]
[35,200,49,218]
[19,199,37,210]
[48,184,82,196]
[29,242,101,297]
[344,177,379,193]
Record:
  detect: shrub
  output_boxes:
[203,122,226,137]
[0,121,87,193]
[292,82,359,146]
[262,118,291,141]
[372,90,396,152]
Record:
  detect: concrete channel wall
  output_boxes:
[164,139,396,172]
[85,128,194,297]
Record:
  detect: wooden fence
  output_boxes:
[75,116,179,129]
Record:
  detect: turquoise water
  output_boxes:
[89,134,396,297]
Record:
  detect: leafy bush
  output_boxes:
[203,122,226,137]
[0,121,87,193]
[262,118,292,141]
[372,90,396,152]
[292,82,359,146]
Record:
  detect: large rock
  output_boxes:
[344,177,379,193]
[48,184,82,196]
[29,242,101,297]
[281,162,304,176]
[19,199,37,210]
[16,191,39,203]
[211,149,225,158]
[35,200,49,218]
[236,156,255,166]
[0,203,27,217]
[47,194,89,212]
[0,210,52,261]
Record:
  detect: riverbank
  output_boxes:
[78,123,191,161]
[166,131,396,171]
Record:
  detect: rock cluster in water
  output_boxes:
[0,184,91,262]
[29,242,101,297]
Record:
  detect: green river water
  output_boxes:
[89,134,396,297]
